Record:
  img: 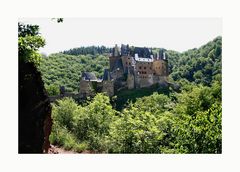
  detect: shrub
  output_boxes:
[74,94,116,152]
[52,97,78,130]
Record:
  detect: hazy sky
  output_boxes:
[19,18,222,55]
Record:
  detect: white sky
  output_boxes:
[19,18,222,55]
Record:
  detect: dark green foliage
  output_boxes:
[39,53,109,92]
[50,83,221,153]
[167,36,222,86]
[50,94,117,152]
[47,36,222,153]
[18,22,51,153]
[45,84,60,96]
[62,46,111,56]
[18,23,45,66]
[115,84,171,111]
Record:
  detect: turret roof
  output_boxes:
[82,72,97,81]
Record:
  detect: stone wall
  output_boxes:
[121,56,133,73]
[127,73,134,89]
[111,69,124,80]
[153,75,169,87]
[79,79,114,98]
[152,59,168,76]
[135,61,153,77]
[136,74,154,88]
[79,80,95,97]
[109,56,121,71]
[102,80,114,96]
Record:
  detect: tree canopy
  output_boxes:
[39,36,222,153]
[18,23,45,65]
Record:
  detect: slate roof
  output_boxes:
[112,58,124,71]
[82,72,97,81]
[103,69,112,81]
[132,47,152,58]
[121,44,130,56]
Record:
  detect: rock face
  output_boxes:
[19,62,52,153]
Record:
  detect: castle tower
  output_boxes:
[109,44,121,71]
[102,69,114,96]
[127,67,135,89]
[152,51,169,76]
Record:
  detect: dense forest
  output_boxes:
[167,36,222,86]
[37,36,222,153]
[39,37,221,94]
[61,46,111,56]
[39,54,108,93]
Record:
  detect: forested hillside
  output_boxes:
[39,37,221,94]
[50,84,221,153]
[39,53,108,92]
[61,45,111,56]
[38,36,222,153]
[167,36,222,86]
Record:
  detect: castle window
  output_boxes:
[129,62,131,65]
[139,66,142,69]
[144,67,146,70]
[150,67,152,70]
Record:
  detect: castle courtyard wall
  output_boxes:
[136,74,154,88]
[79,80,95,97]
[102,81,114,97]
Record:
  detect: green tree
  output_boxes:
[18,23,45,66]
[74,94,116,152]
[45,84,60,96]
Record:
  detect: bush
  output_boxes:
[50,94,116,152]
[45,84,60,96]
[74,94,116,152]
[49,87,221,154]
[49,122,78,150]
[52,98,78,130]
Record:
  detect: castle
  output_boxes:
[79,44,169,97]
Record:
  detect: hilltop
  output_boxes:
[39,36,221,95]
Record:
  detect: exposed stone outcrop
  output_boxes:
[19,62,52,153]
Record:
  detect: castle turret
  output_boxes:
[109,44,121,71]
[113,44,120,57]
